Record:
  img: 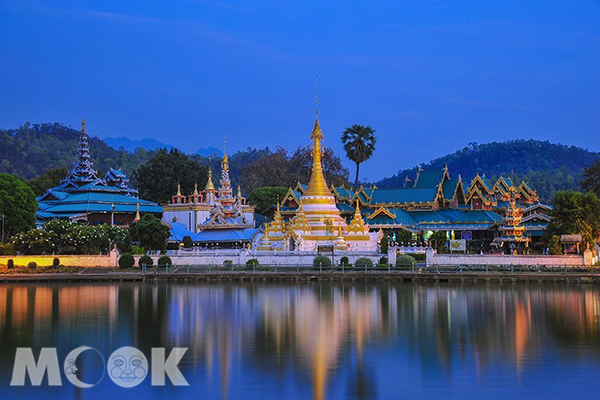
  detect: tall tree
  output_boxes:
[28,167,68,196]
[249,186,289,214]
[0,173,37,240]
[129,214,170,252]
[132,149,208,204]
[581,159,600,198]
[341,125,377,189]
[289,146,350,187]
[545,191,600,250]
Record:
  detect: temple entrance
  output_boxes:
[288,236,296,251]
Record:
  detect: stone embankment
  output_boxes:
[0,270,598,284]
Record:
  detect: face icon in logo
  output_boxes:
[65,359,77,375]
[63,346,105,389]
[107,347,148,388]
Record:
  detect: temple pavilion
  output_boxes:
[163,152,257,248]
[257,116,381,251]
[36,118,162,226]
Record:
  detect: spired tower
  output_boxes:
[493,186,530,253]
[258,115,381,251]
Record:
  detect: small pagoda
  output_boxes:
[492,187,530,253]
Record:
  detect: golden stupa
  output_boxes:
[258,115,380,251]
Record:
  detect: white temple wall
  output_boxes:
[426,248,587,266]
[139,250,384,266]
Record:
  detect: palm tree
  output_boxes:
[341,124,377,189]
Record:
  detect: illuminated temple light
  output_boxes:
[258,114,381,251]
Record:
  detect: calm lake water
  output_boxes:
[1,282,600,399]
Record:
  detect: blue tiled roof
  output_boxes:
[365,208,416,226]
[336,203,355,212]
[370,188,438,204]
[441,180,459,201]
[169,222,258,243]
[414,170,445,188]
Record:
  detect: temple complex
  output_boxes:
[36,118,162,226]
[257,116,381,251]
[163,152,257,247]
[277,164,549,251]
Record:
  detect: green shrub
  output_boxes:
[7,259,14,269]
[378,256,388,266]
[139,255,153,268]
[396,254,416,266]
[0,243,16,255]
[28,261,37,270]
[340,256,350,266]
[412,253,426,262]
[52,257,60,268]
[182,235,193,249]
[119,253,135,269]
[355,257,373,268]
[380,236,389,253]
[132,245,146,255]
[223,260,234,267]
[158,255,172,266]
[313,255,331,267]
[246,258,259,267]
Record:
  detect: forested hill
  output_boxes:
[2,123,599,203]
[0,122,151,179]
[376,140,600,202]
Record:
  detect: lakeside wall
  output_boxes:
[0,252,118,268]
[136,250,385,266]
[1,248,596,268]
[424,248,595,266]
[0,250,384,268]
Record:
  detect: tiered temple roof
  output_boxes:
[278,165,547,236]
[36,118,162,226]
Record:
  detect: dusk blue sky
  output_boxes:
[1,1,599,181]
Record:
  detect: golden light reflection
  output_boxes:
[1,283,600,399]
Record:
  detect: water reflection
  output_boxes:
[1,283,600,399]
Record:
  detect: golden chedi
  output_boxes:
[258,116,380,251]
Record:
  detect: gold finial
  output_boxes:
[237,185,242,199]
[205,168,215,190]
[221,137,229,173]
[134,202,140,222]
[304,116,330,197]
[81,117,86,134]
[177,182,181,196]
[193,182,199,195]
[337,223,343,237]
[315,75,319,115]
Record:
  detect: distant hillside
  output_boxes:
[104,136,175,152]
[376,140,600,202]
[0,122,151,179]
[195,147,222,157]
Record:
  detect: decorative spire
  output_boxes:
[220,139,231,191]
[62,115,101,185]
[237,185,242,199]
[177,183,181,196]
[193,182,199,195]
[205,168,215,190]
[303,115,331,197]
